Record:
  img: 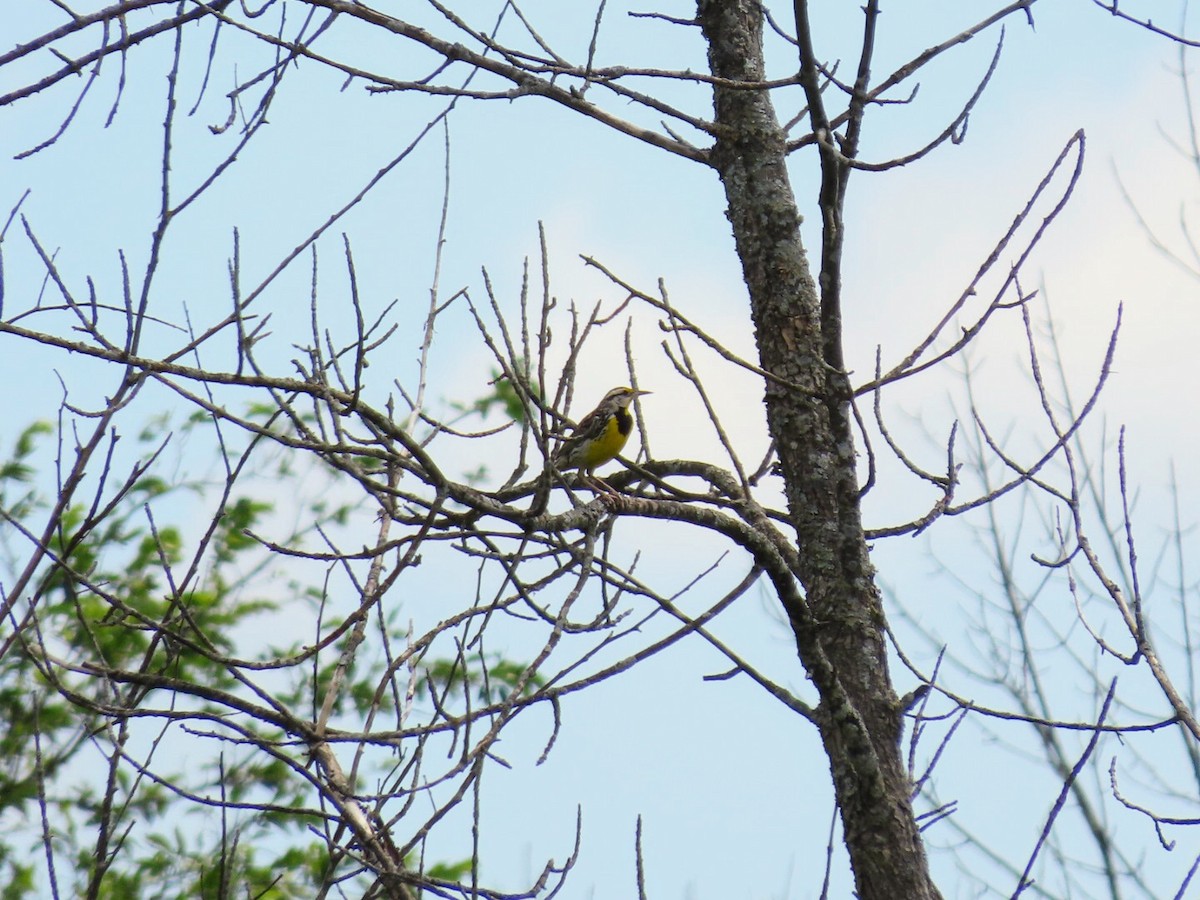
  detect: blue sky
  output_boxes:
[3,2,1200,897]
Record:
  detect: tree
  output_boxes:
[0,1,1196,897]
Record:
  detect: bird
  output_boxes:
[550,386,650,492]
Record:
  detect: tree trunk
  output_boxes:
[696,2,942,897]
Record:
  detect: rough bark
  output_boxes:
[695,2,942,898]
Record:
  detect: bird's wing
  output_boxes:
[553,406,608,463]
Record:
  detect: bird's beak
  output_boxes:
[633,389,652,396]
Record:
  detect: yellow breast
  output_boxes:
[576,412,630,469]
[561,412,633,472]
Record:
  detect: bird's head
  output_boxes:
[600,386,651,410]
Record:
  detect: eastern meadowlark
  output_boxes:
[551,386,650,490]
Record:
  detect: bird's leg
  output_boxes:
[585,471,618,496]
